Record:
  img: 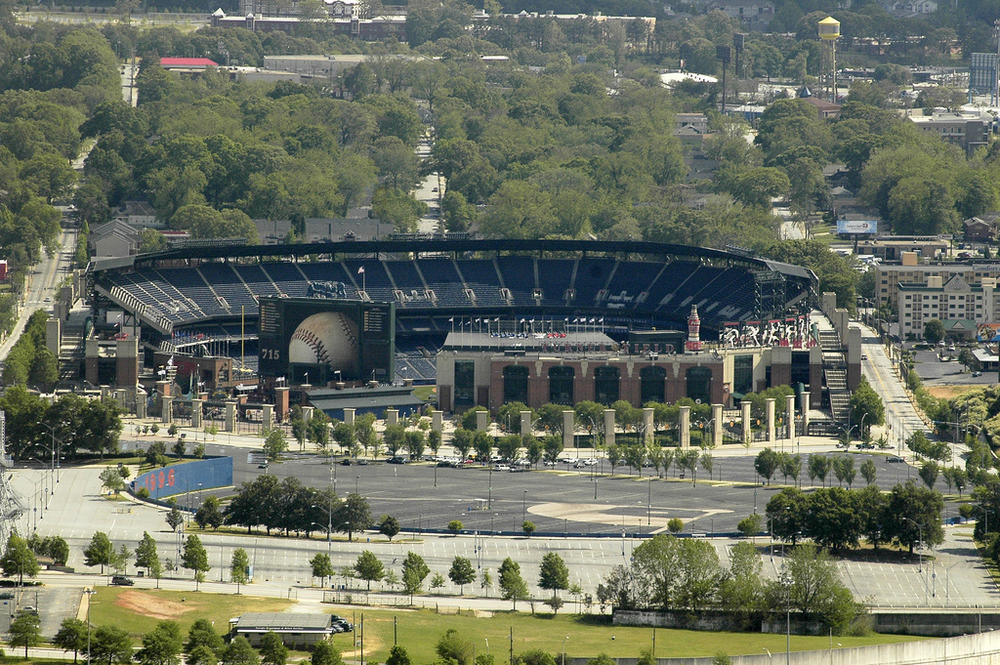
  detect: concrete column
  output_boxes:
[262,404,273,431]
[224,400,237,433]
[45,317,60,358]
[642,407,654,445]
[136,390,147,419]
[474,410,487,432]
[766,398,776,445]
[800,392,810,434]
[192,399,203,429]
[562,410,575,451]
[785,394,795,441]
[742,401,751,446]
[386,408,399,426]
[678,405,690,449]
[519,411,532,435]
[161,396,173,424]
[432,410,443,433]
[156,380,170,397]
[302,406,314,424]
[275,386,289,422]
[603,409,616,448]
[344,408,356,426]
[711,403,723,448]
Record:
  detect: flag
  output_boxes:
[520,318,525,323]
[357,267,365,275]
[589,318,595,323]
[599,317,604,323]
[448,317,453,322]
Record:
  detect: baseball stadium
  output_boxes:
[87,238,823,417]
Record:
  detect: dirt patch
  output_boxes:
[925,385,982,400]
[114,590,199,621]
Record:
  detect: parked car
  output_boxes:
[387,456,406,464]
[887,456,904,463]
[111,575,134,586]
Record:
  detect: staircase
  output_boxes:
[819,330,851,423]
[59,328,85,383]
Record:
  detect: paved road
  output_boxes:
[0,228,76,362]
[859,322,936,459]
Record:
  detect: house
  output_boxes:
[963,214,1000,242]
[112,200,160,229]
[230,614,336,649]
[91,220,140,259]
[709,0,775,28]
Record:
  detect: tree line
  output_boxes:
[598,535,863,634]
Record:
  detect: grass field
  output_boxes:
[342,608,927,661]
[89,590,927,660]
[89,588,293,637]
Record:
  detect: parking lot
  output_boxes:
[210,444,958,536]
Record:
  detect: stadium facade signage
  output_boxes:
[720,315,815,349]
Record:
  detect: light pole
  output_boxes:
[85,588,96,664]
[561,635,569,665]
[522,490,527,524]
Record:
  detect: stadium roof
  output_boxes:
[96,238,817,286]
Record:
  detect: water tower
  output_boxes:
[818,16,840,102]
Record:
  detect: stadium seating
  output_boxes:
[99,255,770,331]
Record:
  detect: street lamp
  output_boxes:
[522,490,527,524]
[85,588,96,665]
[561,635,569,665]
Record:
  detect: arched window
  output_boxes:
[686,366,712,404]
[640,366,666,404]
[548,366,574,405]
[503,365,529,405]
[594,366,620,405]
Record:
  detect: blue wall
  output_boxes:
[132,457,233,499]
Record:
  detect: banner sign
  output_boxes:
[132,456,233,499]
[720,315,815,349]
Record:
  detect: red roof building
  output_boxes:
[159,57,219,69]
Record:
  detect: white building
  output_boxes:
[897,274,1000,339]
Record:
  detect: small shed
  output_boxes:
[230,613,334,648]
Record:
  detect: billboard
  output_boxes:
[970,53,998,95]
[132,456,233,499]
[258,297,395,383]
[837,219,877,235]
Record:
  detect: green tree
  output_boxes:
[754,448,780,485]
[229,548,249,593]
[99,466,126,494]
[335,493,372,541]
[10,610,41,658]
[166,506,184,532]
[860,459,877,485]
[54,618,89,663]
[849,378,884,437]
[919,461,939,489]
[538,552,569,610]
[738,514,763,538]
[401,551,430,602]
[259,633,287,665]
[135,532,160,577]
[263,429,288,460]
[194,495,224,529]
[781,543,861,634]
[185,619,223,658]
[354,550,384,590]
[84,531,113,574]
[436,628,474,665]
[385,646,411,665]
[181,535,210,589]
[1,532,38,584]
[888,481,945,553]
[220,636,259,665]
[448,556,476,594]
[91,626,133,665]
[924,319,945,345]
[310,640,342,665]
[379,515,400,541]
[310,553,334,587]
[137,621,183,665]
[808,455,831,487]
[498,557,529,609]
